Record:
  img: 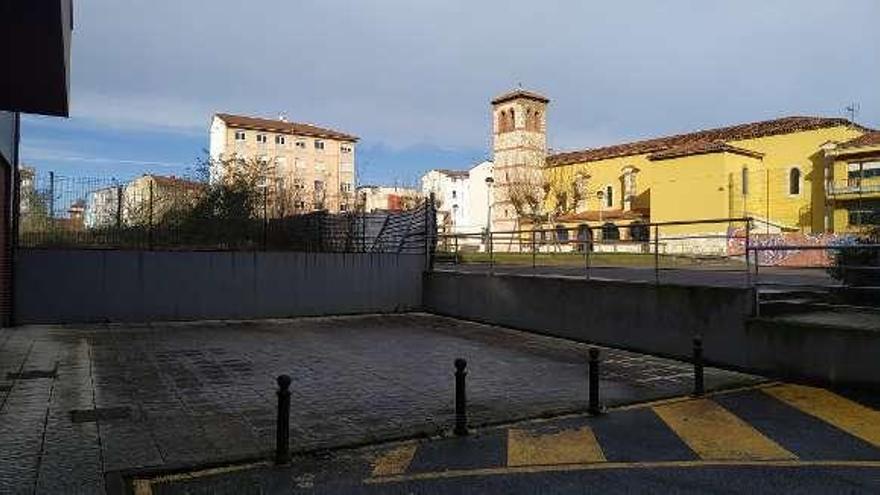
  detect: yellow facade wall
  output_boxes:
[544,125,864,234]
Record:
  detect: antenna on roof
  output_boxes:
[845,102,860,126]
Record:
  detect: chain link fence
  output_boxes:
[18,171,435,253]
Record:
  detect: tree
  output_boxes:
[505,168,546,222]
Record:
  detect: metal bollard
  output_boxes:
[275,374,292,465]
[693,337,704,396]
[454,358,468,436]
[588,347,601,415]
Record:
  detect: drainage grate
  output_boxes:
[7,368,57,380]
[70,406,132,424]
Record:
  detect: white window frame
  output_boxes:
[295,140,306,149]
[314,140,325,150]
[234,130,246,141]
[275,135,286,145]
[256,133,268,144]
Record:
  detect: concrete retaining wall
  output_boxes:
[15,249,425,323]
[424,271,880,387]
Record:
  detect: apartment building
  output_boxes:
[209,113,358,214]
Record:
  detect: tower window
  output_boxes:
[789,168,801,195]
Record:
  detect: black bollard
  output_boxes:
[275,374,292,465]
[588,347,601,415]
[693,337,704,396]
[454,358,468,436]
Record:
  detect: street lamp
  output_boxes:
[485,176,494,253]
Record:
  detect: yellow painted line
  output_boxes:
[366,459,880,484]
[131,461,270,494]
[610,381,778,413]
[652,399,796,461]
[764,384,880,448]
[507,427,605,467]
[371,442,418,477]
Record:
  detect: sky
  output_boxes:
[20,0,880,187]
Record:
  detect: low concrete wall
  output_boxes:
[424,271,879,387]
[15,249,425,324]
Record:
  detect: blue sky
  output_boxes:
[20,0,880,187]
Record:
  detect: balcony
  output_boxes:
[828,178,880,197]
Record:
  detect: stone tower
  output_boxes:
[490,89,549,235]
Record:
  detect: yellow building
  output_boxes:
[489,88,874,252]
[825,132,880,232]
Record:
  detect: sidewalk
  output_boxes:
[0,313,757,494]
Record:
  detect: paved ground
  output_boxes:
[145,383,880,494]
[0,313,757,494]
[436,263,835,288]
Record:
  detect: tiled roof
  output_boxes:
[145,174,205,190]
[837,131,880,150]
[647,141,764,161]
[215,113,358,142]
[436,169,470,178]
[491,89,550,105]
[547,116,863,167]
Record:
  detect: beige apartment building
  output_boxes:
[209,113,358,214]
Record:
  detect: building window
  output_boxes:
[234,130,246,141]
[295,140,306,149]
[629,221,649,242]
[605,185,613,208]
[293,178,304,189]
[555,224,569,242]
[742,167,749,195]
[848,200,880,225]
[789,168,801,195]
[314,140,325,150]
[341,144,352,153]
[275,135,286,145]
[498,110,507,133]
[256,134,267,144]
[340,203,349,212]
[295,200,305,210]
[602,222,620,241]
[314,180,325,191]
[340,182,352,193]
[452,190,457,199]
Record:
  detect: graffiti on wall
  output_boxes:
[727,228,853,267]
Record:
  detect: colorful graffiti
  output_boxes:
[726,228,853,267]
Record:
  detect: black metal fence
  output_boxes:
[18,171,435,253]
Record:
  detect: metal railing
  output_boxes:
[746,243,880,316]
[435,217,754,285]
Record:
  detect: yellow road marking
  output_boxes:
[653,399,796,461]
[131,461,269,495]
[366,459,880,484]
[765,384,880,448]
[507,427,605,467]
[371,442,418,477]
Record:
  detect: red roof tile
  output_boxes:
[547,116,864,167]
[647,141,764,161]
[491,89,550,105]
[838,131,880,150]
[215,113,358,142]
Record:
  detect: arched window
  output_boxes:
[509,109,516,130]
[555,224,569,242]
[605,185,613,208]
[602,222,620,241]
[498,110,507,132]
[533,112,541,131]
[576,224,593,252]
[789,168,801,195]
[629,221,649,242]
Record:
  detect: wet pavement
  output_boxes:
[0,313,758,494]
